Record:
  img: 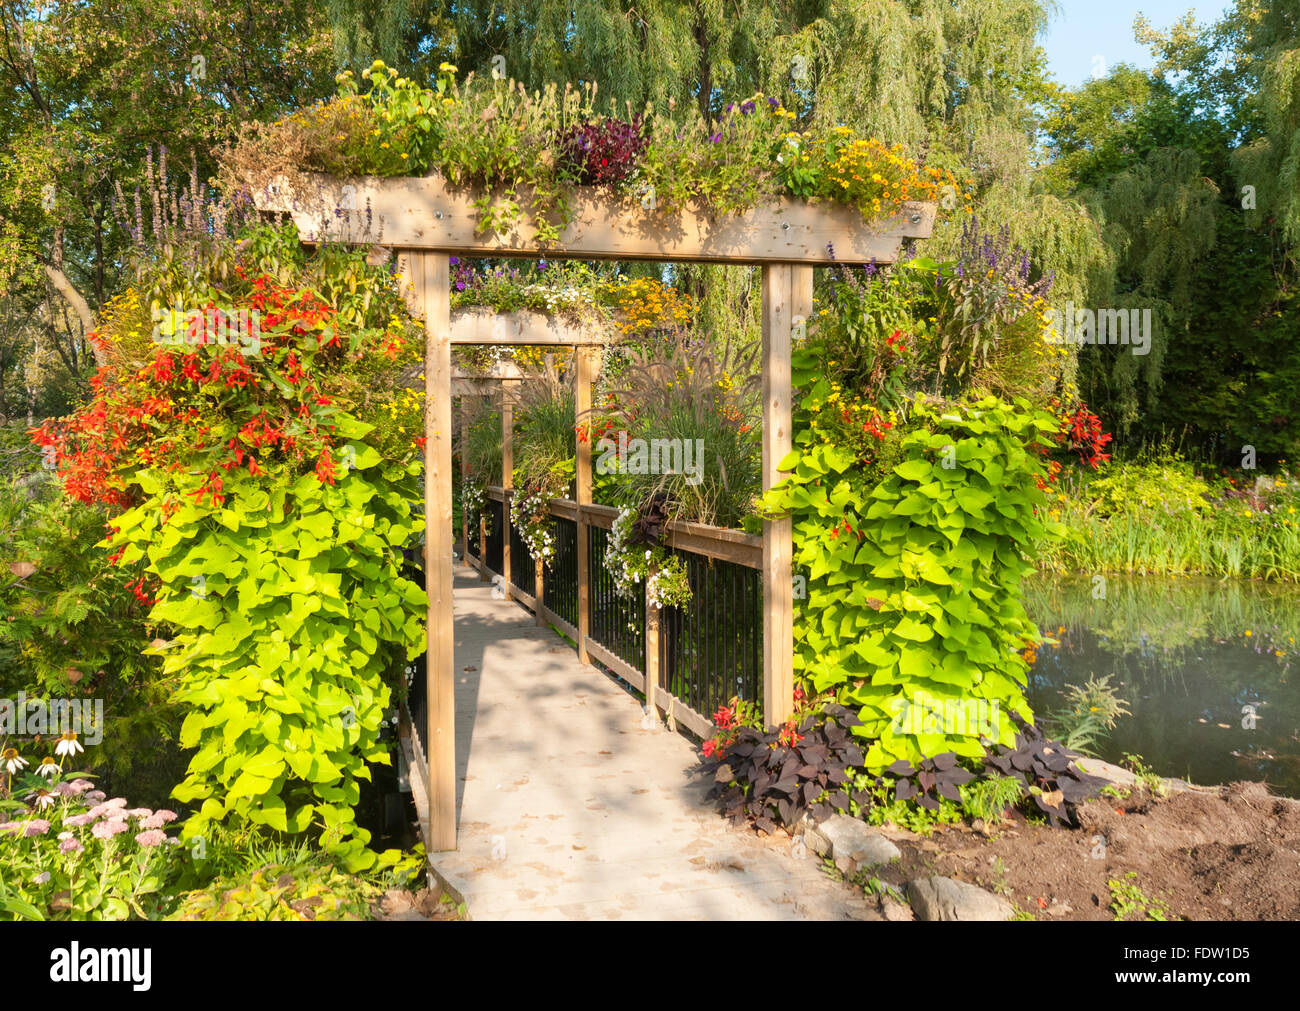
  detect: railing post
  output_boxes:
[761,264,798,728]
[575,347,595,664]
[645,586,660,718]
[479,507,489,582]
[535,557,545,627]
[501,382,515,602]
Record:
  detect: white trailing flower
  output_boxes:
[604,505,691,609]
[510,486,557,563]
[461,476,492,536]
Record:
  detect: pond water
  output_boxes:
[1024,575,1300,797]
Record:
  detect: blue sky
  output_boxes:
[1040,0,1232,87]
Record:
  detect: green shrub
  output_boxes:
[0,477,184,806]
[764,385,1066,772]
[1085,459,1214,516]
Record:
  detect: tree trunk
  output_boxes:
[42,264,103,367]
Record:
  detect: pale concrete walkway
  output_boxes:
[425,564,879,920]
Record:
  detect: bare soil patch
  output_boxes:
[858,782,1300,920]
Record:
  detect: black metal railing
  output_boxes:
[485,498,504,574]
[466,505,481,560]
[509,515,536,598]
[545,516,579,628]
[658,548,763,721]
[587,524,646,673]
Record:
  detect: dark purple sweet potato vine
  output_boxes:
[556,116,648,186]
[986,721,1108,827]
[703,704,870,834]
[704,707,1107,833]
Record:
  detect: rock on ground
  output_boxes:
[905,876,1014,921]
[805,814,901,872]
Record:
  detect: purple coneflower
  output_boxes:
[54,732,83,758]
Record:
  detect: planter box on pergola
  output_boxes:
[255,172,935,853]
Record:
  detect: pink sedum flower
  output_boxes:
[59,837,83,854]
[134,829,167,847]
[64,813,94,827]
[91,818,129,840]
[23,819,51,837]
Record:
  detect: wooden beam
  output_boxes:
[452,362,525,381]
[574,347,595,665]
[500,382,516,602]
[450,307,609,346]
[405,251,457,852]
[256,174,935,265]
[761,264,796,728]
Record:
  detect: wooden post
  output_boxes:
[501,382,516,601]
[761,264,796,728]
[645,588,660,717]
[535,557,545,627]
[574,347,595,664]
[412,251,456,852]
[479,510,490,581]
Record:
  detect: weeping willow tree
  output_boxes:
[324,0,1108,366]
[1073,148,1220,432]
[1041,1,1299,451]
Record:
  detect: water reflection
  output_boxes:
[1023,575,1300,797]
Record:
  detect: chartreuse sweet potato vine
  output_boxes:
[763,341,1067,773]
[33,223,428,869]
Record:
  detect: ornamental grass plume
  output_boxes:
[599,334,761,528]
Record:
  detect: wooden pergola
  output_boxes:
[257,173,934,852]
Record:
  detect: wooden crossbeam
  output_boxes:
[257,174,935,265]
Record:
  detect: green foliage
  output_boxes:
[959,775,1027,823]
[167,839,423,920]
[1084,459,1215,517]
[111,449,426,868]
[1108,871,1174,921]
[511,366,576,499]
[0,476,183,804]
[1038,462,1300,580]
[595,335,761,528]
[1121,753,1168,798]
[1040,675,1132,757]
[764,381,1066,773]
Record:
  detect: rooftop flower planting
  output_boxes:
[221,62,965,243]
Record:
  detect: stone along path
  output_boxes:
[421,565,878,920]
